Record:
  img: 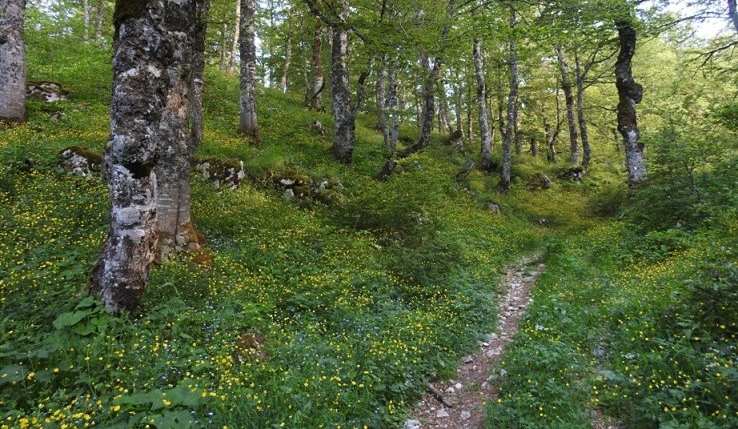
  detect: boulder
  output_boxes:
[527,172,552,190]
[557,166,584,182]
[488,202,501,215]
[27,81,69,103]
[58,146,102,176]
[194,157,246,189]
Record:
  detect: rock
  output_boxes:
[436,409,449,418]
[58,146,102,177]
[557,166,584,181]
[463,355,473,364]
[403,419,421,429]
[283,188,295,200]
[461,410,471,420]
[527,172,552,190]
[537,218,549,226]
[280,178,296,186]
[310,120,326,136]
[445,386,455,394]
[454,382,463,390]
[487,202,501,215]
[27,81,68,102]
[49,111,64,121]
[194,157,247,189]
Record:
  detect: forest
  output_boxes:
[0,0,737,427]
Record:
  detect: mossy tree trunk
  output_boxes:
[556,45,579,165]
[473,38,493,171]
[0,0,26,122]
[239,0,260,142]
[92,0,203,313]
[615,20,646,186]
[500,8,518,191]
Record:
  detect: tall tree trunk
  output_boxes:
[239,0,260,142]
[375,55,386,131]
[574,50,591,170]
[0,0,25,122]
[729,0,738,33]
[281,29,292,93]
[615,20,646,186]
[94,1,105,40]
[228,0,241,73]
[306,18,323,109]
[473,38,493,171]
[385,60,399,156]
[330,0,354,163]
[439,79,453,134]
[453,70,463,135]
[414,52,441,150]
[82,0,90,40]
[546,83,561,162]
[466,69,474,140]
[157,0,209,259]
[500,8,518,191]
[556,45,579,164]
[91,0,200,313]
[219,22,228,71]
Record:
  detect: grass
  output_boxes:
[3,32,736,429]
[0,36,579,429]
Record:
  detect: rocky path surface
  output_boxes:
[405,254,546,429]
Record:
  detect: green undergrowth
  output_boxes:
[0,39,596,428]
[486,159,738,428]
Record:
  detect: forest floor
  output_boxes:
[409,254,545,429]
[1,39,736,429]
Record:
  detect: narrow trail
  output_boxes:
[405,254,546,429]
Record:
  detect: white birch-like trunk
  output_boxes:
[239,0,260,142]
[556,45,579,165]
[228,0,241,73]
[500,9,518,191]
[0,0,26,122]
[473,38,493,171]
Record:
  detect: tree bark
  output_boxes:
[219,22,227,71]
[305,17,323,109]
[328,0,354,162]
[94,0,106,41]
[500,8,518,191]
[92,0,200,313]
[574,49,591,170]
[545,82,561,162]
[453,70,463,136]
[385,60,399,156]
[157,0,208,259]
[0,0,26,122]
[615,20,646,186]
[239,0,260,142]
[414,52,441,150]
[83,0,90,40]
[473,38,493,171]
[438,79,453,134]
[729,0,738,33]
[228,0,241,73]
[280,27,292,93]
[375,55,387,132]
[556,45,579,165]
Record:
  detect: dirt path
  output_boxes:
[405,254,546,429]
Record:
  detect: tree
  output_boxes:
[0,0,26,122]
[556,45,579,165]
[500,7,518,191]
[240,0,260,142]
[473,38,493,171]
[615,19,646,186]
[305,16,323,109]
[91,0,205,313]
